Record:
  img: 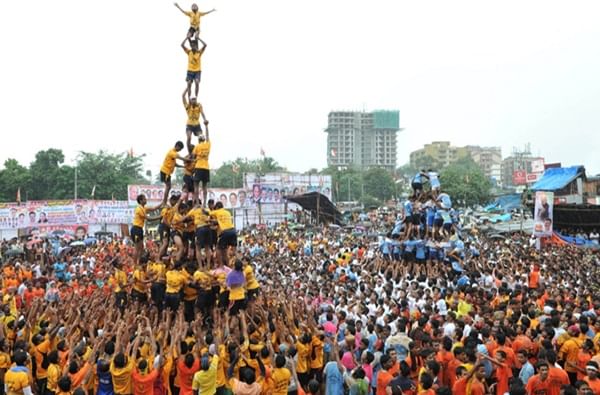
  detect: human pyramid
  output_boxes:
[129,3,238,273]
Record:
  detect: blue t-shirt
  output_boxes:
[415,240,426,260]
[412,173,423,184]
[404,201,413,217]
[96,360,114,395]
[325,361,344,395]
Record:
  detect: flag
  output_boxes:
[331,148,337,157]
[16,188,21,205]
[91,185,96,198]
[232,163,240,174]
[260,147,265,157]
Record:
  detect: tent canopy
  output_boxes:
[531,166,585,191]
[286,192,344,225]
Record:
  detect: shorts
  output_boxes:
[183,174,195,192]
[217,229,237,250]
[188,26,198,36]
[183,231,195,244]
[193,168,210,184]
[210,229,218,247]
[151,282,166,309]
[195,226,212,248]
[131,289,148,304]
[165,292,181,312]
[160,171,171,183]
[310,369,323,383]
[196,289,216,311]
[186,70,201,82]
[434,218,443,228]
[186,124,202,136]
[411,214,421,225]
[229,298,247,315]
[218,291,230,311]
[247,288,260,301]
[297,372,310,388]
[158,224,171,241]
[411,181,423,192]
[130,225,144,243]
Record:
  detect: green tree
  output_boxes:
[440,157,491,206]
[75,150,148,200]
[211,157,285,188]
[28,149,74,200]
[363,167,396,202]
[0,159,31,202]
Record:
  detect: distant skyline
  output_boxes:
[1,1,599,176]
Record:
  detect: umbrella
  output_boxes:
[70,241,85,247]
[84,237,97,246]
[58,246,72,256]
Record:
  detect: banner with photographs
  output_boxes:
[243,173,333,203]
[533,191,554,237]
[0,200,132,230]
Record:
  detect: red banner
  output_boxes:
[512,170,527,186]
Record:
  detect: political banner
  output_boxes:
[512,170,527,186]
[244,173,333,203]
[533,191,553,237]
[0,200,132,230]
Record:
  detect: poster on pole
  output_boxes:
[533,191,553,237]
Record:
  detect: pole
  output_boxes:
[316,193,320,225]
[74,167,78,199]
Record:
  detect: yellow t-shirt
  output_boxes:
[193,270,212,291]
[4,367,30,394]
[166,270,186,294]
[133,205,146,228]
[47,363,61,393]
[113,269,127,293]
[192,355,219,394]
[161,148,179,175]
[188,207,210,228]
[310,337,324,369]
[272,367,291,395]
[133,268,147,293]
[33,338,52,379]
[148,262,166,283]
[161,206,176,226]
[186,49,201,72]
[210,208,234,234]
[186,103,202,126]
[295,342,311,374]
[229,284,245,301]
[181,270,198,301]
[171,212,186,233]
[110,358,135,395]
[184,10,206,29]
[243,265,259,291]
[183,158,195,176]
[193,141,211,170]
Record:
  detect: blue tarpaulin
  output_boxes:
[484,194,522,212]
[531,166,584,191]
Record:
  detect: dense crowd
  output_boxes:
[1,192,600,395]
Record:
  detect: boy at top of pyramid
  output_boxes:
[174,2,216,40]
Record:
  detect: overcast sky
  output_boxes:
[1,0,599,176]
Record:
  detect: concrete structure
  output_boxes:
[466,146,502,185]
[326,110,400,170]
[409,141,470,168]
[409,142,502,183]
[501,156,545,187]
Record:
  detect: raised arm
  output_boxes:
[182,91,189,108]
[181,36,190,52]
[205,122,210,141]
[174,3,187,14]
[198,38,207,54]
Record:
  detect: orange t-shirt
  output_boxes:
[176,359,200,395]
[132,368,160,395]
[376,370,394,395]
[585,377,600,395]
[526,375,551,395]
[495,364,512,395]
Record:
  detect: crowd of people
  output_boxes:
[2,4,600,395]
[1,157,600,395]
